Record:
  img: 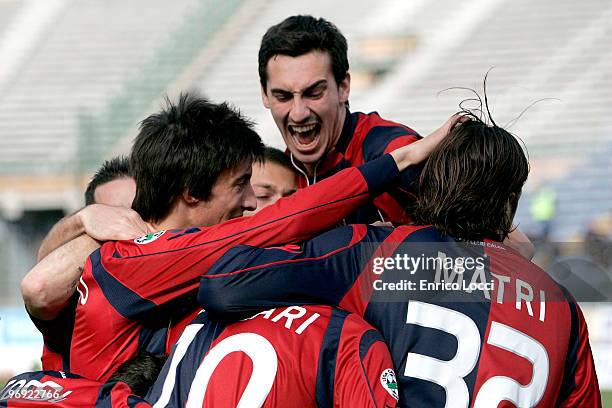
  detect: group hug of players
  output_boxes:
[1,14,601,408]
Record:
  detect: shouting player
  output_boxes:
[259,15,534,258]
[259,15,420,225]
[22,93,459,381]
[198,114,601,407]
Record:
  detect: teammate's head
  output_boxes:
[412,118,529,241]
[244,147,298,216]
[130,93,264,226]
[259,15,350,170]
[107,351,167,396]
[84,156,135,207]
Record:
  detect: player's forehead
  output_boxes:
[266,51,335,91]
[94,177,135,206]
[253,161,296,186]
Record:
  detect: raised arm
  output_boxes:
[95,158,398,320]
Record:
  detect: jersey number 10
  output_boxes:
[152,323,278,408]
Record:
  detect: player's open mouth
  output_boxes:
[288,123,321,151]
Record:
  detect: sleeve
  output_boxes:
[0,372,150,408]
[197,224,374,316]
[362,126,421,225]
[557,301,602,407]
[333,315,398,408]
[27,294,77,370]
[95,155,399,319]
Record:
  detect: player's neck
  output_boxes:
[152,211,189,231]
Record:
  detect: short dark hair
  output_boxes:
[262,146,294,173]
[412,118,529,241]
[130,93,264,223]
[258,15,349,90]
[107,351,167,396]
[84,156,131,205]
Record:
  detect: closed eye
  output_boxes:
[272,90,292,102]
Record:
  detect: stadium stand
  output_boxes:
[0,0,202,176]
[0,1,23,39]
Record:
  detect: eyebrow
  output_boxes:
[233,173,251,185]
[271,79,327,96]
[253,183,275,191]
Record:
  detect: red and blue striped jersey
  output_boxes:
[33,155,401,382]
[0,371,149,408]
[198,224,602,407]
[146,306,398,407]
[291,110,421,225]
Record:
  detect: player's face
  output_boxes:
[93,177,136,207]
[261,51,350,172]
[243,161,298,216]
[198,160,257,225]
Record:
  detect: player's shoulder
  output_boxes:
[348,110,420,161]
[352,110,417,136]
[492,241,572,299]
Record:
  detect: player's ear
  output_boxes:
[261,85,271,109]
[182,189,199,205]
[506,192,520,219]
[338,73,350,104]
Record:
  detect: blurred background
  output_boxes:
[0,0,611,400]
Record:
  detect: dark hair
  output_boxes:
[107,351,167,396]
[84,156,131,205]
[130,92,264,222]
[412,118,529,241]
[261,146,295,173]
[258,15,349,90]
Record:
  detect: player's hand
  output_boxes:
[433,112,470,136]
[390,113,470,170]
[77,204,154,241]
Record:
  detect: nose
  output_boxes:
[242,183,257,212]
[289,96,310,123]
